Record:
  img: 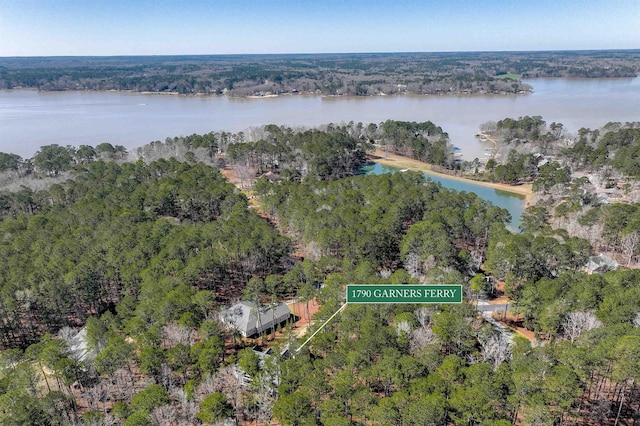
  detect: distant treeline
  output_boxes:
[1,50,638,96]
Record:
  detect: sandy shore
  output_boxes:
[246,94,280,99]
[370,149,534,200]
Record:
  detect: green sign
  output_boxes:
[346,285,462,304]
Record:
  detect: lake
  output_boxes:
[362,163,526,232]
[1,77,639,161]
[1,78,637,231]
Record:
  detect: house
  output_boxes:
[220,300,290,338]
[262,171,281,182]
[584,254,619,274]
[533,153,550,167]
[67,327,96,363]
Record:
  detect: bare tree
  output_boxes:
[250,372,276,424]
[247,126,267,142]
[232,162,252,189]
[404,252,422,278]
[159,363,176,390]
[163,324,195,348]
[150,405,178,426]
[171,388,198,424]
[84,381,109,413]
[621,231,640,266]
[480,333,512,369]
[197,372,223,397]
[409,309,438,354]
[197,366,244,414]
[414,307,435,327]
[562,311,603,343]
[479,121,497,133]
[111,367,135,402]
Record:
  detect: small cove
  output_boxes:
[362,162,526,232]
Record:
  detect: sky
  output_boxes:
[0,0,638,56]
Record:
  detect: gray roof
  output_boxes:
[220,301,290,337]
[67,327,96,363]
[585,254,619,273]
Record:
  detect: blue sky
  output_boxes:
[0,0,638,56]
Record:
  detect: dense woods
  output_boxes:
[255,171,509,273]
[1,117,640,425]
[277,274,640,425]
[562,125,640,178]
[2,50,638,97]
[476,118,640,265]
[0,160,291,349]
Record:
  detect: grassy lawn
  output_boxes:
[494,73,521,80]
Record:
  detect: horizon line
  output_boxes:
[2,48,640,59]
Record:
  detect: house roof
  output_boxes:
[585,254,619,273]
[220,301,290,337]
[67,327,96,363]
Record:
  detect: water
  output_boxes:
[1,77,638,160]
[362,162,526,232]
[1,78,636,230]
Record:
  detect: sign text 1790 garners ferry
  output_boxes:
[347,285,462,304]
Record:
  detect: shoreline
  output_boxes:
[0,87,532,99]
[369,149,534,201]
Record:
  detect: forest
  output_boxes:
[1,50,638,96]
[471,116,640,266]
[1,121,640,425]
